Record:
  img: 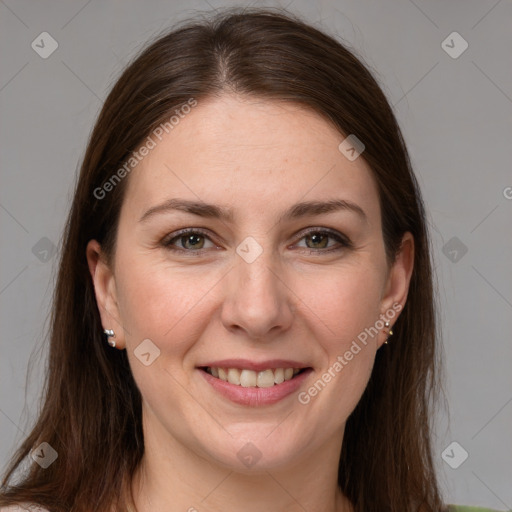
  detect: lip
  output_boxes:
[198,359,310,372]
[198,366,313,406]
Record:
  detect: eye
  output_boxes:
[162,228,352,255]
[162,229,216,253]
[293,228,352,254]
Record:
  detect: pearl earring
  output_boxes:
[104,329,116,348]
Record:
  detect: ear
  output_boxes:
[86,239,126,349]
[378,232,415,347]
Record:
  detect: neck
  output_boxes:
[128,411,353,512]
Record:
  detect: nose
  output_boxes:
[220,249,295,341]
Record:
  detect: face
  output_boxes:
[87,94,413,472]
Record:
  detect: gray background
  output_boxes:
[1,0,511,509]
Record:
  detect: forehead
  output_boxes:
[121,94,380,226]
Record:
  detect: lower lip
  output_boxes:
[198,368,313,406]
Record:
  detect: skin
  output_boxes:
[86,94,414,512]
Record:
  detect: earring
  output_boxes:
[384,321,393,344]
[104,329,116,348]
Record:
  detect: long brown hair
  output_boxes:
[1,7,447,512]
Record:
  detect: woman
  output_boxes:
[0,8,505,512]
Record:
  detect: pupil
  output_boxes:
[308,233,327,249]
[184,234,203,249]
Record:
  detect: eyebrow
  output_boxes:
[139,198,367,224]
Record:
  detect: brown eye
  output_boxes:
[163,229,215,252]
[295,229,352,254]
[177,233,205,250]
[162,228,351,255]
[305,232,330,249]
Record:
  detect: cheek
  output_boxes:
[295,262,385,346]
[114,251,219,358]
[114,256,214,416]
[293,263,383,415]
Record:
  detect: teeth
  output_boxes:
[257,369,275,388]
[207,367,303,388]
[240,369,257,387]
[227,368,241,385]
[274,367,284,384]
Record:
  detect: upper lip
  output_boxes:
[198,359,311,371]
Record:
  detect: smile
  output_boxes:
[197,362,313,406]
[203,366,305,388]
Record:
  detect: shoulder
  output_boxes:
[447,505,510,512]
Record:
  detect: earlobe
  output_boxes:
[85,240,126,349]
[379,232,415,347]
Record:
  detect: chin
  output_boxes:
[197,431,305,473]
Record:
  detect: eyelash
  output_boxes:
[161,227,352,256]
